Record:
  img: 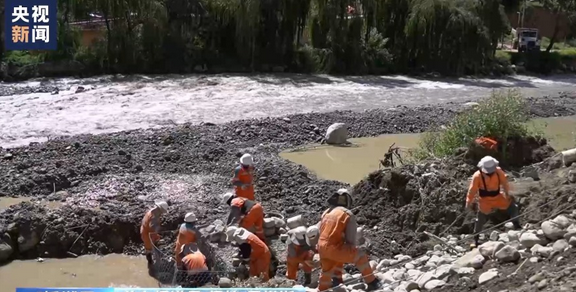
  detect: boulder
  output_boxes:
[541,221,566,240]
[494,245,520,262]
[489,231,499,241]
[479,241,505,258]
[569,236,576,247]
[274,217,286,228]
[416,272,434,288]
[218,277,233,288]
[471,255,485,269]
[520,232,541,248]
[563,224,576,240]
[325,123,348,145]
[264,218,276,228]
[478,269,499,285]
[552,215,572,229]
[531,244,554,257]
[552,239,569,252]
[423,280,446,290]
[434,264,454,279]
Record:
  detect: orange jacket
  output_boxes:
[318,207,358,247]
[182,252,208,274]
[246,232,269,258]
[467,168,511,214]
[232,165,255,200]
[175,223,199,266]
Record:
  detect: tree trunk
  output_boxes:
[546,15,560,52]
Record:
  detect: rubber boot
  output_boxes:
[332,277,342,287]
[366,279,383,291]
[304,273,312,286]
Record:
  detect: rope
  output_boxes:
[316,198,576,292]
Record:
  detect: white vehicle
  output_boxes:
[513,28,541,52]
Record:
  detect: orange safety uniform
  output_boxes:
[232,165,255,200]
[230,197,265,241]
[244,232,271,281]
[175,223,199,267]
[467,168,511,214]
[140,209,161,253]
[182,252,209,273]
[318,207,376,291]
[286,236,314,280]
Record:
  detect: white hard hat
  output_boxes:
[306,225,319,246]
[184,212,197,223]
[240,154,254,166]
[222,192,234,205]
[291,226,307,240]
[477,156,499,174]
[154,200,169,213]
[225,226,239,242]
[233,227,251,242]
[336,188,350,195]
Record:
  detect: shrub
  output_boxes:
[418,89,531,158]
[494,50,512,66]
[3,51,43,66]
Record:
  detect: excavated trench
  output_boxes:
[1,93,576,288]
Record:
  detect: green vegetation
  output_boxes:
[0,0,514,77]
[415,90,533,158]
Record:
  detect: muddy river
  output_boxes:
[281,115,576,185]
[0,254,157,290]
[1,74,575,148]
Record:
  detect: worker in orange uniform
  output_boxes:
[223,192,265,241]
[467,156,521,248]
[140,200,169,265]
[226,226,271,281]
[175,212,205,268]
[286,226,315,285]
[179,244,212,287]
[318,189,382,291]
[232,154,255,200]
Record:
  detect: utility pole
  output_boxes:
[520,0,527,28]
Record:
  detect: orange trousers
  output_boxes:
[286,250,314,279]
[140,230,160,253]
[318,243,375,291]
[250,250,271,281]
[241,204,265,241]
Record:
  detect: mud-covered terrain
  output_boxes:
[1,92,576,290]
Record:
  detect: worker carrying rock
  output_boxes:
[223,192,265,241]
[226,226,271,282]
[179,243,213,288]
[467,156,521,248]
[286,226,316,285]
[232,153,256,200]
[140,200,169,266]
[175,212,205,268]
[317,189,382,291]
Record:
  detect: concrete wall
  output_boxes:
[79,29,105,47]
[507,7,572,40]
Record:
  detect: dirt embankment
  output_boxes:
[0,93,575,269]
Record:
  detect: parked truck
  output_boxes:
[513,28,541,52]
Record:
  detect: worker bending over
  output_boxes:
[232,154,255,200]
[286,226,316,285]
[318,189,382,291]
[223,192,265,241]
[467,156,521,247]
[226,226,271,281]
[140,200,169,265]
[175,212,205,268]
[179,244,212,288]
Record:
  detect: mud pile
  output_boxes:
[352,137,576,259]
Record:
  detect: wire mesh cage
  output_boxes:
[149,231,236,288]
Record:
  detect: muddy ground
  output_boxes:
[1,92,576,288]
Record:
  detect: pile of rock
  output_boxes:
[264,215,288,237]
[302,212,576,292]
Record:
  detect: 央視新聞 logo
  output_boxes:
[5,0,57,50]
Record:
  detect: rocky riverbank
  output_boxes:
[1,92,576,289]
